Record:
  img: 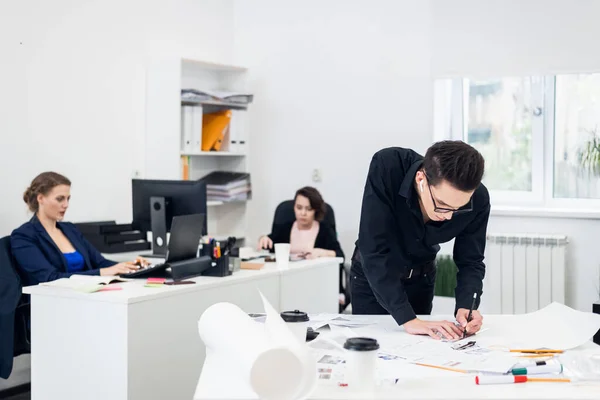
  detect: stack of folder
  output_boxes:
[181,89,254,105]
[74,221,150,253]
[200,171,252,203]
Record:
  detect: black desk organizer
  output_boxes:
[168,242,231,280]
[199,242,231,277]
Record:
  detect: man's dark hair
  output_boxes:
[294,186,327,221]
[422,140,485,191]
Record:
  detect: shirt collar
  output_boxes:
[399,160,423,199]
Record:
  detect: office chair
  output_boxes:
[0,236,31,379]
[271,200,351,313]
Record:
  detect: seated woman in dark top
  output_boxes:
[11,172,143,286]
[257,186,344,260]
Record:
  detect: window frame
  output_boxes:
[435,74,600,209]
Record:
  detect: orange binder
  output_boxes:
[201,110,232,151]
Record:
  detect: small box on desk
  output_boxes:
[594,302,600,345]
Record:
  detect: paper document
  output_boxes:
[309,314,376,330]
[195,292,316,400]
[40,275,130,293]
[475,302,600,350]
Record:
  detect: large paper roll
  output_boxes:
[198,294,316,400]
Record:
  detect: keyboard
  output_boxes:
[121,263,167,278]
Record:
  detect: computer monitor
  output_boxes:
[131,179,207,256]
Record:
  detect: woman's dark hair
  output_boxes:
[23,172,71,213]
[294,186,327,222]
[423,140,485,191]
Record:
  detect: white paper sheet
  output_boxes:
[475,302,600,350]
[196,293,316,400]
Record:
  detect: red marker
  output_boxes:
[475,376,570,385]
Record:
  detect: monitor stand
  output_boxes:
[148,196,168,258]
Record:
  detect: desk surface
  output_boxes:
[22,257,342,304]
[195,314,600,400]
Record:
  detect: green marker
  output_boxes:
[512,364,562,375]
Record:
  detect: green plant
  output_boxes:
[578,128,600,175]
[435,255,457,297]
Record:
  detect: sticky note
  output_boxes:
[98,285,122,292]
[147,278,165,284]
[144,283,164,288]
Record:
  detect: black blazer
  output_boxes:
[267,221,345,260]
[10,216,116,286]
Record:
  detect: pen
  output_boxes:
[415,362,467,374]
[518,354,557,359]
[510,349,564,354]
[463,292,477,338]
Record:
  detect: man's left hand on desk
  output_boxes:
[456,308,483,335]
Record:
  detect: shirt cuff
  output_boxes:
[455,291,481,315]
[391,302,417,326]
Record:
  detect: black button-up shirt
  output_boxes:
[357,147,490,325]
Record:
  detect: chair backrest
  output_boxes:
[0,236,21,313]
[0,235,25,379]
[271,200,337,233]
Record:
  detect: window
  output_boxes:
[435,73,600,206]
[554,74,600,199]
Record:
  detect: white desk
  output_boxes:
[195,315,600,400]
[23,257,341,400]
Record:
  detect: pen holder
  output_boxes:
[202,254,232,277]
[200,242,214,258]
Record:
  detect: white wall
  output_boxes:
[234,0,433,257]
[0,0,235,237]
[431,0,600,77]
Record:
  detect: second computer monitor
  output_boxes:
[131,179,207,256]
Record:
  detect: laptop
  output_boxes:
[121,213,205,278]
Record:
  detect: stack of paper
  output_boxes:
[181,89,254,105]
[200,171,251,202]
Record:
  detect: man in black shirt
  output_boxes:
[352,141,490,340]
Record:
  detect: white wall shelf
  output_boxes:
[181,99,248,111]
[207,200,249,207]
[145,56,252,243]
[181,151,246,157]
[180,58,247,73]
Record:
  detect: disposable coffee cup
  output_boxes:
[280,310,309,343]
[343,337,379,392]
[274,243,290,269]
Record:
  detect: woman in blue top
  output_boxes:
[11,172,142,286]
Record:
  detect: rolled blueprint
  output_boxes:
[198,293,316,400]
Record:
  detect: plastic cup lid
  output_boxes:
[343,337,380,351]
[280,310,309,322]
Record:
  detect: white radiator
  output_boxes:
[483,234,568,314]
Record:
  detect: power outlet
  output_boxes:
[312,169,322,183]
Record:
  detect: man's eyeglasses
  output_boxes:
[425,176,473,215]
